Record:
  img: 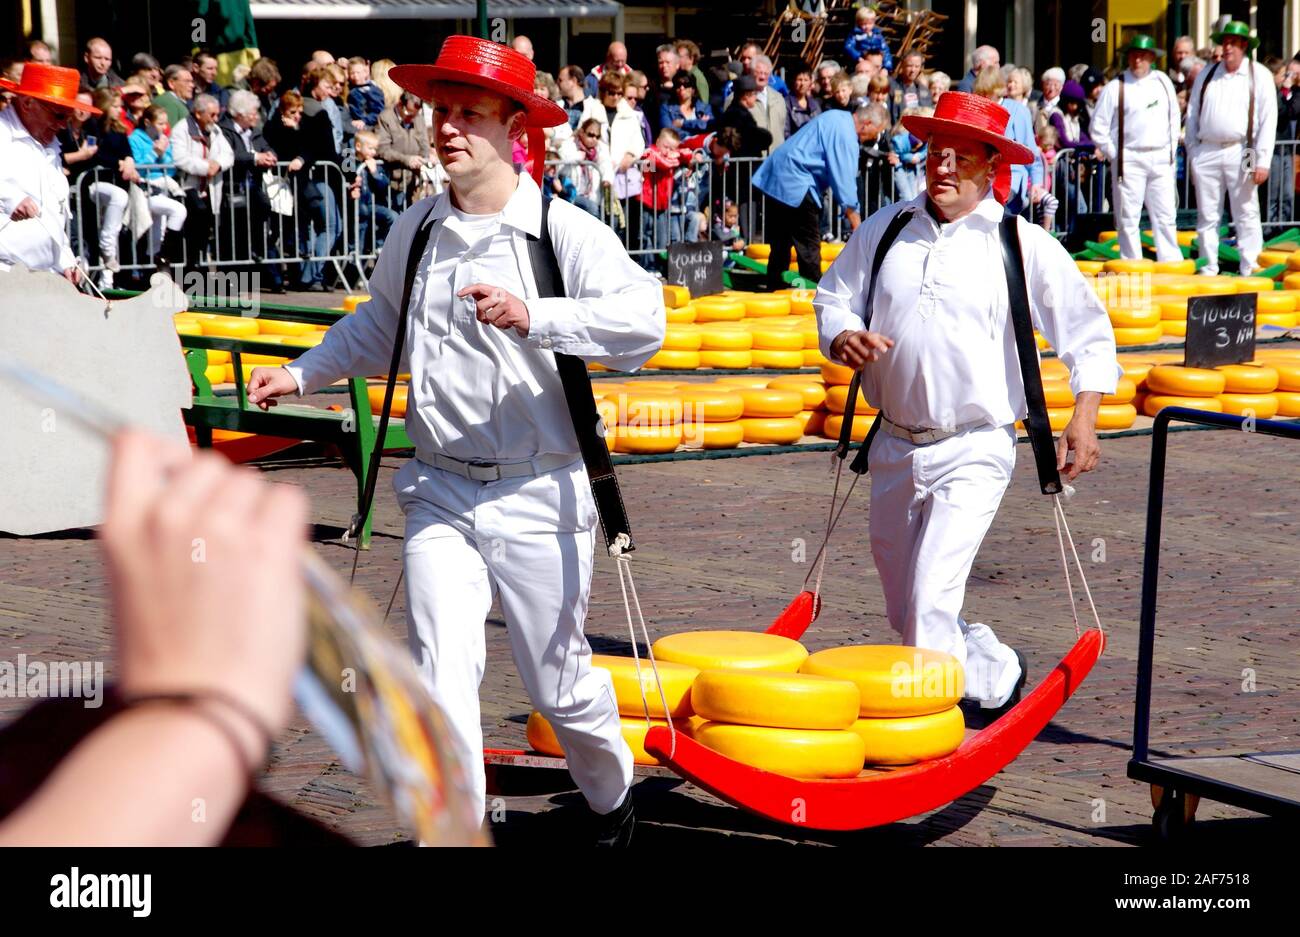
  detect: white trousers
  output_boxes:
[1112,148,1181,262]
[86,182,126,263]
[393,456,634,822]
[147,195,187,254]
[1192,143,1262,276]
[868,423,1023,708]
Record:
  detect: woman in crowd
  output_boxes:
[127,105,189,268]
[660,69,713,136]
[1048,79,1095,216]
[79,90,142,287]
[557,116,613,218]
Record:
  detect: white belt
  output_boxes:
[420,450,577,482]
[879,415,983,446]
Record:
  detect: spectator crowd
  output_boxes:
[3,3,1299,289]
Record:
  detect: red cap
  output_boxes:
[389,36,566,128]
[0,62,102,115]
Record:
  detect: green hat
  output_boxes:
[1212,20,1260,52]
[1121,34,1164,57]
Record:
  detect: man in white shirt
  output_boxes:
[1091,35,1182,262]
[0,63,101,282]
[246,37,663,845]
[815,92,1118,718]
[1185,21,1276,275]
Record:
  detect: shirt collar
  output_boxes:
[918,190,1004,230]
[425,170,543,239]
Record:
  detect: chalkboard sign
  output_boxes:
[1184,293,1257,369]
[667,242,724,298]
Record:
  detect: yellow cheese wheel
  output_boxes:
[240,353,290,366]
[591,654,698,718]
[699,327,753,351]
[1102,376,1137,404]
[787,288,816,315]
[201,316,259,338]
[258,319,314,336]
[1156,299,1189,320]
[280,332,326,348]
[694,299,747,322]
[676,386,745,422]
[744,244,771,259]
[666,304,697,323]
[1113,324,1164,345]
[1253,291,1294,311]
[596,398,617,428]
[367,384,408,417]
[691,722,865,779]
[692,670,859,730]
[644,349,701,369]
[1035,332,1050,350]
[737,387,803,418]
[1176,230,1198,247]
[1119,359,1156,383]
[1147,365,1227,396]
[739,416,804,444]
[1109,307,1160,329]
[526,711,687,766]
[175,320,202,336]
[800,409,827,435]
[822,412,877,440]
[1162,320,1187,336]
[662,284,691,308]
[202,364,226,385]
[621,379,684,391]
[1274,391,1300,416]
[766,377,828,409]
[698,350,753,369]
[1218,393,1279,418]
[1103,258,1154,274]
[611,392,682,425]
[611,423,683,453]
[1143,394,1224,416]
[819,361,854,385]
[662,325,703,351]
[801,645,964,717]
[591,382,627,398]
[712,375,772,389]
[824,382,874,415]
[341,294,369,312]
[1192,275,1240,294]
[1047,407,1074,431]
[223,363,261,384]
[851,706,966,766]
[1075,260,1105,275]
[1153,259,1196,275]
[1098,230,1119,242]
[1233,277,1276,293]
[203,349,231,366]
[1257,312,1300,328]
[751,349,806,369]
[750,327,804,350]
[1096,402,1138,429]
[801,348,827,366]
[652,630,809,673]
[744,296,791,318]
[1042,380,1074,408]
[1270,360,1300,391]
[1039,358,1070,382]
[1262,250,1296,268]
[820,242,844,261]
[681,420,744,449]
[1218,364,1279,393]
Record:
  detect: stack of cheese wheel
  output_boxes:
[1143,363,1226,415]
[1256,290,1300,329]
[1260,349,1300,416]
[769,374,829,437]
[1109,302,1163,346]
[749,322,805,370]
[609,390,683,453]
[735,385,805,444]
[1216,363,1280,418]
[802,645,966,765]
[525,654,699,766]
[1039,357,1075,431]
[818,361,878,440]
[698,321,752,369]
[677,383,745,449]
[654,631,865,778]
[646,322,703,369]
[1157,295,1189,337]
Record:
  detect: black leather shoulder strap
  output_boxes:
[999,214,1063,495]
[349,199,439,543]
[527,197,635,554]
[836,206,913,472]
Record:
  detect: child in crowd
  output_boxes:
[713,200,746,265]
[867,73,891,106]
[349,129,397,251]
[1033,123,1060,231]
[844,5,894,73]
[890,106,928,201]
[347,58,385,131]
[639,126,688,267]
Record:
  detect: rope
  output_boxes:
[1050,487,1105,639]
[802,455,863,618]
[614,551,676,760]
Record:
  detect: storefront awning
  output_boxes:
[248,0,621,19]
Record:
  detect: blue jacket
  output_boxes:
[128,128,176,178]
[890,131,926,167]
[752,109,860,211]
[354,159,391,204]
[844,27,894,72]
[660,101,714,135]
[348,82,386,128]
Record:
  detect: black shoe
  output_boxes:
[593,793,635,848]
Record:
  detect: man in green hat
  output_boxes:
[1090,34,1181,262]
[1186,21,1275,275]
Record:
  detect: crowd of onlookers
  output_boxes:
[5,2,1300,286]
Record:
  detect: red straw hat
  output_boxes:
[389,35,566,128]
[0,62,101,115]
[900,91,1033,165]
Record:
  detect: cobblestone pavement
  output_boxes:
[2,419,1296,846]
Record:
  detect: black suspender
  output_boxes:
[833,207,1063,496]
